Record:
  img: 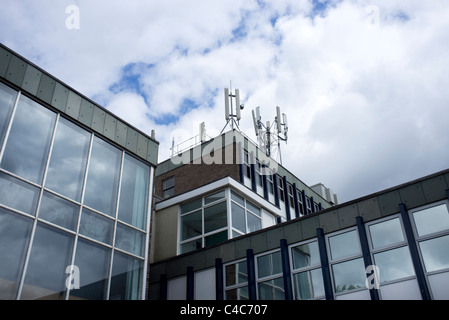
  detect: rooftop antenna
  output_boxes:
[221,82,244,134]
[252,105,288,164]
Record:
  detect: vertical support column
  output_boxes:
[316,228,334,300]
[246,249,257,300]
[292,183,300,219]
[273,174,279,208]
[301,191,308,215]
[250,154,257,193]
[356,217,380,300]
[186,266,194,300]
[159,274,167,300]
[262,170,269,200]
[310,196,316,213]
[215,258,224,300]
[399,203,431,300]
[283,176,291,221]
[280,239,293,300]
[446,189,449,200]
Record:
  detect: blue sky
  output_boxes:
[1,0,448,203]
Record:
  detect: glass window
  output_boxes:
[332,258,366,293]
[117,154,150,230]
[369,217,405,249]
[247,200,260,217]
[45,117,90,201]
[180,239,202,254]
[0,172,40,215]
[205,190,225,204]
[0,83,16,144]
[83,136,121,217]
[293,268,325,300]
[69,239,111,300]
[257,251,282,279]
[0,208,33,299]
[247,213,261,233]
[79,209,114,245]
[292,241,320,269]
[21,224,74,300]
[373,246,415,283]
[231,191,244,206]
[109,251,143,300]
[181,198,202,214]
[1,94,56,184]
[412,204,449,237]
[38,191,79,231]
[231,202,246,233]
[419,235,449,273]
[329,230,361,260]
[181,210,202,240]
[205,230,227,247]
[162,176,175,199]
[115,223,145,257]
[278,176,284,202]
[204,201,227,233]
[226,261,248,286]
[225,286,249,300]
[258,278,285,300]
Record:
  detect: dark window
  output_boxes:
[162,176,175,198]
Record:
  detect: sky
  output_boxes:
[1,0,448,203]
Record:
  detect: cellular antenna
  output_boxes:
[251,105,288,164]
[221,84,244,134]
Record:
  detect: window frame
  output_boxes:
[255,249,285,300]
[162,176,175,199]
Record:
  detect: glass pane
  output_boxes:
[45,117,90,201]
[21,224,74,300]
[115,223,145,257]
[0,172,40,215]
[1,95,55,184]
[79,209,114,245]
[225,261,248,286]
[329,230,361,260]
[117,154,150,230]
[109,251,143,300]
[293,268,325,300]
[181,210,202,240]
[205,230,227,247]
[247,200,260,217]
[413,204,449,237]
[180,239,202,254]
[204,201,227,233]
[332,258,366,293]
[373,246,415,283]
[84,136,121,216]
[181,198,202,214]
[419,235,449,273]
[38,191,79,231]
[247,213,261,233]
[257,251,282,278]
[226,286,248,300]
[0,82,16,144]
[258,277,285,300]
[292,241,320,270]
[231,191,244,206]
[231,202,246,233]
[369,218,404,249]
[70,239,111,300]
[205,190,225,204]
[0,208,33,299]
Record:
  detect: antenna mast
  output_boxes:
[252,106,288,164]
[221,83,243,134]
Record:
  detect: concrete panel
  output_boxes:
[51,82,69,112]
[266,227,284,250]
[357,197,381,222]
[103,113,117,140]
[37,73,56,104]
[377,190,401,217]
[114,120,128,147]
[301,215,320,240]
[78,98,94,126]
[66,91,81,119]
[126,127,138,154]
[136,133,149,160]
[234,237,251,259]
[399,183,426,210]
[147,140,159,165]
[91,106,106,133]
[319,210,340,233]
[5,55,27,86]
[282,220,303,244]
[338,204,359,228]
[21,64,42,95]
[421,175,448,203]
[219,242,236,263]
[204,246,221,268]
[0,47,12,77]
[249,232,268,254]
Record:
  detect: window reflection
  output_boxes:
[45,117,90,201]
[38,191,79,231]
[412,204,449,237]
[84,137,121,216]
[21,224,74,300]
[328,230,361,260]
[109,251,143,300]
[369,218,404,249]
[115,223,145,257]
[373,246,415,283]
[0,208,33,299]
[1,94,55,184]
[0,172,40,215]
[293,269,325,300]
[332,258,366,293]
[419,235,449,273]
[0,82,16,144]
[292,241,320,269]
[117,154,149,230]
[79,209,114,245]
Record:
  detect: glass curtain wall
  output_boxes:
[0,83,152,300]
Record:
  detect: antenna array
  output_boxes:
[221,86,244,134]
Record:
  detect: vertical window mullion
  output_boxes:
[0,91,20,161]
